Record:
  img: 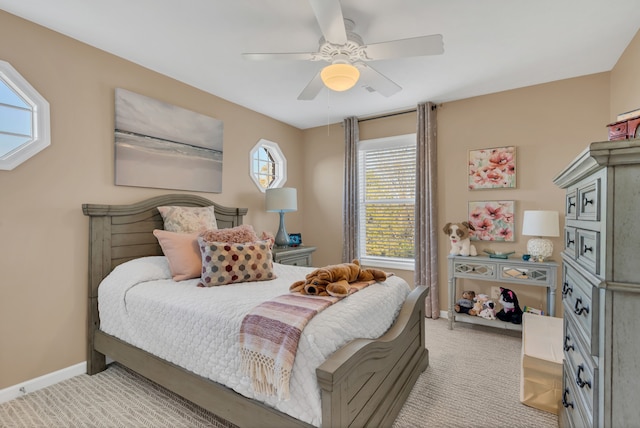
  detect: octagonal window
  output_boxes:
[0,60,50,171]
[249,139,286,192]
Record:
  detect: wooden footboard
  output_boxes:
[83,194,429,428]
[90,285,428,428]
[318,285,429,427]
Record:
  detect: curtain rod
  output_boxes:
[357,108,417,123]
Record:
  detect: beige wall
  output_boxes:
[0,11,303,388]
[611,29,640,121]
[1,7,638,391]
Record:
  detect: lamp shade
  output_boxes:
[320,63,360,92]
[522,210,560,237]
[522,210,559,260]
[265,187,297,213]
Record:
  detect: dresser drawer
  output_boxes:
[575,229,600,276]
[576,179,601,221]
[562,266,596,354]
[562,362,592,428]
[565,190,578,220]
[563,321,598,417]
[564,227,577,259]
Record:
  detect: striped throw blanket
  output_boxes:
[239,280,375,399]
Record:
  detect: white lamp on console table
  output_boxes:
[265,187,297,248]
[522,210,559,261]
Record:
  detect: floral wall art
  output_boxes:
[468,200,515,241]
[468,146,516,190]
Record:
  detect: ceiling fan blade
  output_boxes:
[308,0,347,44]
[243,52,316,61]
[297,71,325,100]
[354,63,401,97]
[364,34,444,60]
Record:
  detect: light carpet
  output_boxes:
[0,318,559,427]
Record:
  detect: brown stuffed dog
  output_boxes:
[290,260,387,297]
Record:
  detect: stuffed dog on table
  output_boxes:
[289,260,387,297]
[443,221,478,256]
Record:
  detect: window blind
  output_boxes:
[358,138,416,261]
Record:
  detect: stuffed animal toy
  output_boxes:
[289,260,387,297]
[479,299,497,320]
[470,293,489,316]
[443,222,478,256]
[454,290,476,314]
[496,287,523,324]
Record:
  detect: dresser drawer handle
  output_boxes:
[567,238,575,246]
[575,364,592,389]
[574,298,589,316]
[562,388,574,409]
[583,245,593,253]
[564,335,574,352]
[568,201,576,208]
[562,282,573,296]
[583,197,594,206]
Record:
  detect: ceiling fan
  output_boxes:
[242,0,444,100]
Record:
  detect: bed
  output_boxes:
[83,193,429,428]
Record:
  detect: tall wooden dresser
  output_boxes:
[553,139,640,427]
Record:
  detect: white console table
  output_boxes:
[447,255,558,330]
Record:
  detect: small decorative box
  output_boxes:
[607,113,640,141]
[607,120,628,141]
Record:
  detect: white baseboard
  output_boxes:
[0,361,86,404]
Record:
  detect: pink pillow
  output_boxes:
[153,229,200,281]
[199,224,259,244]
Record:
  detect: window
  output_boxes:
[358,134,416,270]
[249,139,286,192]
[0,60,50,170]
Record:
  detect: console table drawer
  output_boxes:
[452,260,496,279]
[498,264,553,286]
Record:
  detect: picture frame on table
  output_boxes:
[289,233,302,247]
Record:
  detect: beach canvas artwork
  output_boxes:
[115,88,223,193]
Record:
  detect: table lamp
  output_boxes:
[265,187,297,247]
[522,210,559,261]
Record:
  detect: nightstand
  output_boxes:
[272,246,316,267]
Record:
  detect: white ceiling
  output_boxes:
[1,0,639,129]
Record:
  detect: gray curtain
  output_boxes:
[342,116,359,263]
[415,102,439,318]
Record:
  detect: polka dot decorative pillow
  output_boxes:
[198,239,276,286]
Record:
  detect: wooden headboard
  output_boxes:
[82,193,247,297]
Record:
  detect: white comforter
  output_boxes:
[98,257,411,426]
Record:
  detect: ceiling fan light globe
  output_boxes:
[320,63,360,91]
